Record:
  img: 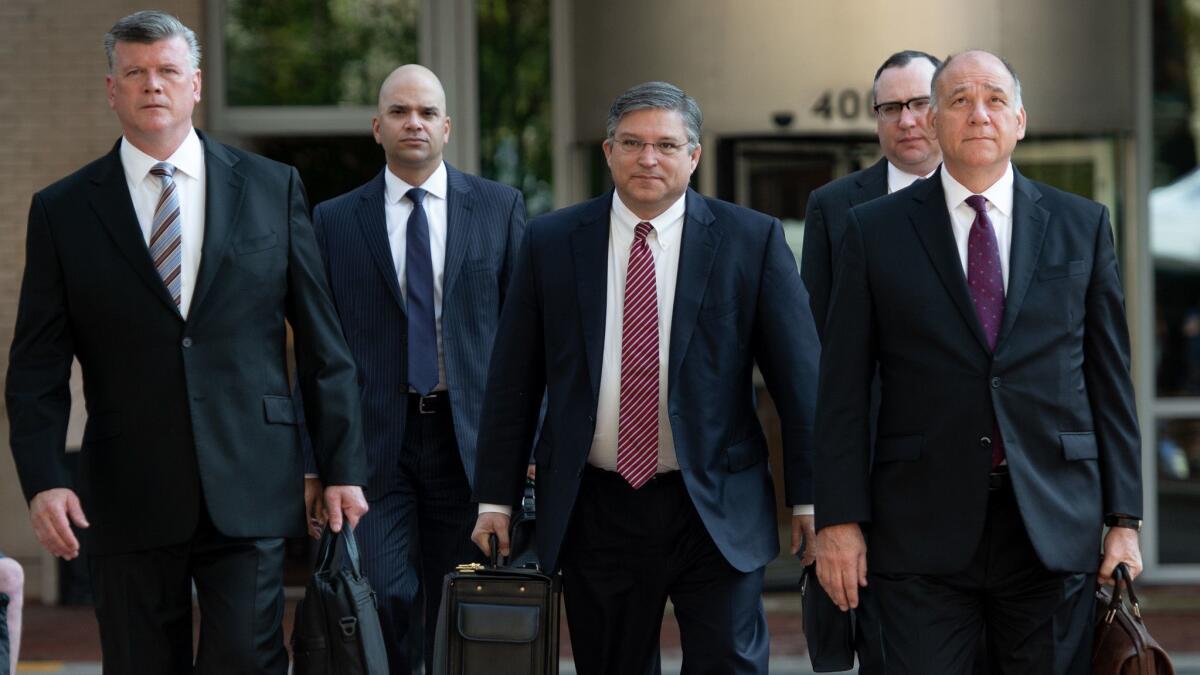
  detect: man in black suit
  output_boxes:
[5,12,367,674]
[814,50,1143,674]
[470,81,821,675]
[301,64,526,675]
[801,50,942,675]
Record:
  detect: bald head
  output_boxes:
[378,64,447,114]
[931,49,1022,111]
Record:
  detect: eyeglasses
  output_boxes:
[873,96,931,122]
[611,138,691,156]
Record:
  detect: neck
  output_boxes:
[943,160,1007,194]
[895,154,942,178]
[387,160,440,187]
[126,127,191,161]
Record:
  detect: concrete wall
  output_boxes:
[0,0,206,597]
[570,0,1134,140]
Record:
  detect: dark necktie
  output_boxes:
[965,194,1006,467]
[149,162,182,308]
[405,187,438,395]
[617,221,659,489]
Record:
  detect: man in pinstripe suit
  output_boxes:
[302,64,527,674]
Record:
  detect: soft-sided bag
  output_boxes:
[1093,563,1175,675]
[291,526,390,675]
[799,562,856,672]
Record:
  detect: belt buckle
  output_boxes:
[418,394,438,415]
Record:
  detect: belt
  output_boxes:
[988,466,1011,491]
[408,391,450,415]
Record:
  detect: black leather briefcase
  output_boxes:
[800,562,856,672]
[432,496,560,675]
[292,526,391,675]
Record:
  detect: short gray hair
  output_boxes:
[930,49,1022,111]
[606,81,703,149]
[104,11,201,72]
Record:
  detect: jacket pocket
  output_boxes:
[725,434,766,473]
[263,395,298,425]
[1036,259,1086,281]
[1060,432,1098,460]
[873,434,923,463]
[235,232,278,255]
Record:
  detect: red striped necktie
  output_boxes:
[617,221,659,489]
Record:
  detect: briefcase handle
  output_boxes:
[314,526,366,581]
[1102,562,1142,624]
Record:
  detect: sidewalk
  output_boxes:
[15,589,1200,672]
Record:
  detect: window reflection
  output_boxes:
[1156,420,1200,563]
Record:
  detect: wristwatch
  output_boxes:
[1104,514,1142,531]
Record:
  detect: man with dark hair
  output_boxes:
[802,49,942,335]
[815,49,1142,674]
[6,10,367,673]
[470,81,821,674]
[800,49,941,675]
[301,63,526,675]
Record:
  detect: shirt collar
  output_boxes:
[886,161,934,193]
[120,127,204,183]
[611,191,687,250]
[384,161,448,205]
[940,162,1014,217]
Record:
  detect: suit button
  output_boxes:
[182,337,193,348]
[587,415,595,423]
[980,436,992,448]
[990,377,1001,389]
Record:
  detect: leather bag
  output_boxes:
[292,526,390,675]
[1093,563,1175,675]
[799,562,856,672]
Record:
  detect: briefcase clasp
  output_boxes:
[456,563,485,573]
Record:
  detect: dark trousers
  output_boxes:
[560,465,769,675]
[87,507,287,675]
[870,476,1096,675]
[356,395,483,675]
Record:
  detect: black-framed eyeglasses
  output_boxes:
[611,138,691,156]
[873,96,931,122]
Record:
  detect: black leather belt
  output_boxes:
[988,466,1011,491]
[408,391,450,415]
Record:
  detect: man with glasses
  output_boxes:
[799,49,941,675]
[470,81,821,674]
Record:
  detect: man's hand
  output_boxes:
[471,512,511,558]
[815,522,868,611]
[304,477,326,539]
[790,514,817,566]
[29,488,89,560]
[526,464,536,481]
[1100,526,1143,585]
[323,485,368,533]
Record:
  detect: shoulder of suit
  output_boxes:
[35,151,116,201]
[451,167,523,200]
[1023,177,1106,217]
[527,193,609,231]
[698,193,777,229]
[209,140,294,175]
[809,166,872,203]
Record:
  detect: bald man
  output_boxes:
[301,64,527,673]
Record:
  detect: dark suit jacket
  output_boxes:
[473,188,821,574]
[6,133,366,555]
[814,167,1142,575]
[310,165,526,498]
[801,158,888,338]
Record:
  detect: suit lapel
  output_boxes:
[995,172,1049,349]
[907,173,991,354]
[668,190,721,390]
[442,164,476,302]
[570,195,614,405]
[850,157,889,206]
[190,136,246,317]
[356,171,405,311]
[87,141,182,317]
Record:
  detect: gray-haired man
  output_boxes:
[470,81,821,674]
[7,11,367,673]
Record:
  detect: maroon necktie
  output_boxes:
[965,195,1006,468]
[617,221,659,488]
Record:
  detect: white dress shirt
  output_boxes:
[384,161,449,392]
[941,163,1015,291]
[120,128,206,319]
[887,161,935,194]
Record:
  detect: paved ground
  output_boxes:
[14,588,1200,672]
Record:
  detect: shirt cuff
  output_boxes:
[792,504,814,516]
[479,503,513,517]
[304,473,319,479]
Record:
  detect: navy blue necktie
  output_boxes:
[405,187,438,395]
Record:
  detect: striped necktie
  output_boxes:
[617,221,659,488]
[149,162,182,308]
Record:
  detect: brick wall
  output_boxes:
[0,0,206,596]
